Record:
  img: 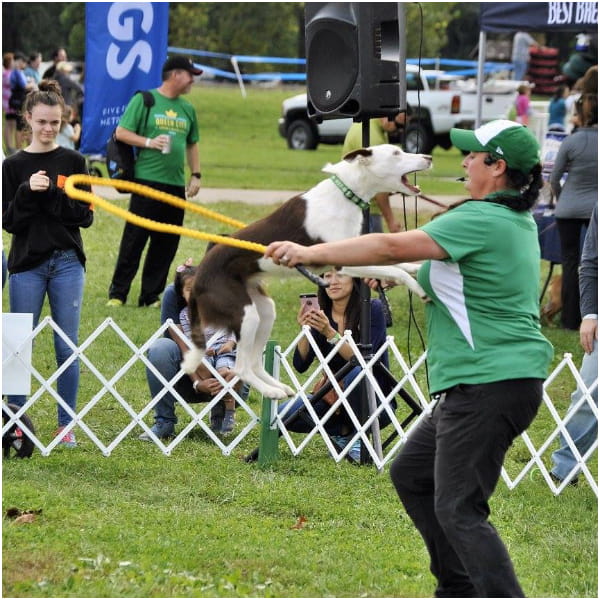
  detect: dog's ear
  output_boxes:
[342,148,373,162]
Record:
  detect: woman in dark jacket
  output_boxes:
[281,270,395,460]
[2,79,93,447]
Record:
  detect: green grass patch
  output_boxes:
[2,84,596,598]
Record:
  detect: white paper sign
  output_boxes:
[2,313,33,395]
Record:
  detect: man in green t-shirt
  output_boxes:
[107,56,203,308]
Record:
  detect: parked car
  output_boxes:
[279,65,520,153]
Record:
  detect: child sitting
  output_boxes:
[140,260,240,440]
[175,262,238,434]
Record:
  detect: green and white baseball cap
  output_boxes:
[450,120,541,175]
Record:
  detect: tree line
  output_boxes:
[3,2,482,69]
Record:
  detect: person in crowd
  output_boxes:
[9,53,34,151]
[515,83,532,126]
[140,260,243,440]
[53,61,83,120]
[2,248,7,289]
[3,52,16,155]
[550,205,597,486]
[106,56,202,308]
[24,52,42,87]
[2,80,94,448]
[56,105,80,150]
[278,270,396,462]
[549,93,597,330]
[266,119,553,597]
[341,113,408,234]
[548,84,569,131]
[41,47,67,80]
[511,30,541,81]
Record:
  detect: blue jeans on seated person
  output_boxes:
[7,249,84,427]
[146,337,202,428]
[551,340,598,481]
[278,365,394,436]
[146,337,248,428]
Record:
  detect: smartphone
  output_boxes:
[299,293,320,314]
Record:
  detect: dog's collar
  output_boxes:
[330,175,369,210]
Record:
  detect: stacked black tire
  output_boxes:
[527,47,560,95]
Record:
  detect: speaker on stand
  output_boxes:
[305,2,406,121]
[304,3,411,465]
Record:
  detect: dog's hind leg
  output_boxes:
[247,290,294,397]
[235,301,291,399]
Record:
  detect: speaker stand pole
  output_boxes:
[357,119,383,465]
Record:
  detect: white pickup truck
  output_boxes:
[278,64,521,154]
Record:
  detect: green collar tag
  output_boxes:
[330,175,370,211]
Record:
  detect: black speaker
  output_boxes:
[306,3,403,120]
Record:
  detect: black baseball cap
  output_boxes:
[162,56,203,76]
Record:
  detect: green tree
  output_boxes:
[59,3,86,59]
[405,2,460,58]
[170,2,303,70]
[2,3,71,58]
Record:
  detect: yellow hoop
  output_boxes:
[64,175,266,254]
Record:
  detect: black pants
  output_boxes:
[390,379,543,598]
[108,179,185,306]
[556,217,589,330]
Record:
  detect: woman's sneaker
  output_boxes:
[55,426,77,448]
[221,410,236,435]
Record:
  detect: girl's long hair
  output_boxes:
[317,275,362,337]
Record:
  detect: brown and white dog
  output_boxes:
[182,144,432,399]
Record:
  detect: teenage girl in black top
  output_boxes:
[3,79,93,447]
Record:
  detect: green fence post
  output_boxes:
[258,340,280,467]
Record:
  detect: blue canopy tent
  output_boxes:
[476,2,598,125]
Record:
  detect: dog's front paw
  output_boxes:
[280,383,295,397]
[255,381,290,400]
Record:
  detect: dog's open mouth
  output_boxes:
[400,174,421,195]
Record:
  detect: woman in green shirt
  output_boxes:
[265,120,553,598]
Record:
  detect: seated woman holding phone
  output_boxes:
[279,270,396,461]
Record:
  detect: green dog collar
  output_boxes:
[330,175,370,211]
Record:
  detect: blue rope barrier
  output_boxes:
[168,48,515,91]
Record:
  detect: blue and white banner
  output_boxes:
[80,2,169,155]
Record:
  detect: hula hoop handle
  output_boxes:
[296,265,329,288]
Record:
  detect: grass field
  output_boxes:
[2,84,597,598]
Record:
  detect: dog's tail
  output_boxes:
[181,293,207,375]
[181,345,204,375]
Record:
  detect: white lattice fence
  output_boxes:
[2,317,597,496]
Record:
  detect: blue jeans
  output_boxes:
[2,250,7,289]
[551,340,598,481]
[146,337,202,426]
[146,337,248,426]
[8,249,84,427]
[513,60,528,81]
[279,365,394,436]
